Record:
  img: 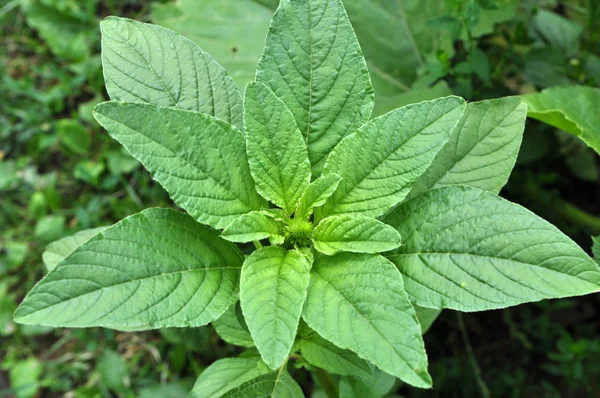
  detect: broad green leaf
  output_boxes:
[317,96,466,219]
[14,209,243,330]
[151,0,273,90]
[222,211,285,244]
[221,371,304,398]
[190,357,270,398]
[338,366,396,398]
[213,302,255,348]
[297,326,372,377]
[295,174,342,220]
[244,82,311,213]
[256,0,374,175]
[303,253,431,388]
[93,102,265,230]
[593,236,600,266]
[43,226,108,272]
[240,247,311,369]
[409,97,526,197]
[312,215,401,255]
[101,17,243,130]
[386,186,600,312]
[521,86,600,155]
[531,9,582,57]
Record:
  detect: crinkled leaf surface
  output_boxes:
[312,215,401,255]
[15,209,243,330]
[317,96,466,219]
[244,82,311,213]
[222,211,284,244]
[43,226,108,272]
[213,302,254,348]
[100,17,243,130]
[256,0,374,175]
[221,371,304,398]
[190,357,270,398]
[302,253,431,388]
[410,97,526,197]
[295,174,342,219]
[151,0,273,90]
[93,102,265,230]
[240,247,311,369]
[297,326,371,377]
[521,86,600,154]
[386,186,600,312]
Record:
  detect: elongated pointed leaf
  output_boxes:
[221,371,304,398]
[101,17,243,130]
[386,186,600,312]
[409,97,526,197]
[240,247,311,369]
[190,357,270,398]
[256,0,374,175]
[93,102,265,230]
[222,211,284,244]
[213,302,254,348]
[302,253,431,388]
[297,326,372,377]
[244,82,311,213]
[295,174,342,219]
[43,226,108,272]
[312,215,401,255]
[14,209,243,330]
[317,97,466,219]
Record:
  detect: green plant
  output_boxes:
[13,0,600,396]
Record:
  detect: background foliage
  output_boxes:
[1,0,599,397]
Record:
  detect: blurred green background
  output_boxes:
[1,0,599,397]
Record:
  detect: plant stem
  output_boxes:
[314,367,339,398]
[457,313,490,398]
[252,240,263,250]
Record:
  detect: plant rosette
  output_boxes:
[14,0,600,396]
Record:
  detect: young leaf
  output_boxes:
[521,86,600,155]
[189,357,270,398]
[295,174,342,219]
[385,186,600,312]
[302,253,431,388]
[43,226,108,272]
[222,211,284,244]
[317,96,466,219]
[240,247,311,369]
[221,371,304,398]
[213,302,255,348]
[14,209,243,330]
[312,215,401,255]
[297,327,372,377]
[93,102,265,230]
[100,17,244,130]
[244,82,311,213]
[409,97,527,197]
[256,0,374,175]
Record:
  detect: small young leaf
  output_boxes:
[100,17,243,130]
[386,186,600,312]
[244,82,311,213]
[43,226,109,272]
[221,371,304,397]
[15,209,243,330]
[297,327,372,377]
[222,211,285,244]
[312,215,401,255]
[240,247,311,369]
[295,174,342,219]
[213,302,255,348]
[317,96,466,220]
[303,253,431,388]
[256,0,374,175]
[93,102,265,230]
[409,97,526,197]
[189,357,270,398]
